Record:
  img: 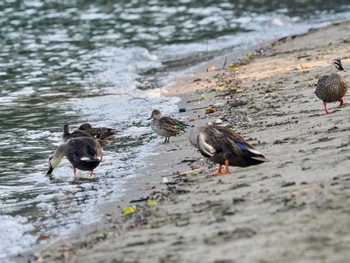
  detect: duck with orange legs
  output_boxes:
[188,125,268,176]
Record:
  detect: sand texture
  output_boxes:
[25,22,350,263]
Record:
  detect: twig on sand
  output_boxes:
[222,56,228,69]
[179,168,206,176]
[130,197,150,203]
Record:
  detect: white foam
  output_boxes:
[0,215,35,259]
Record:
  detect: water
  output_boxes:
[1,0,350,259]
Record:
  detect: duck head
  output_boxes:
[332,59,346,72]
[63,124,71,136]
[46,144,66,176]
[78,123,92,130]
[147,109,162,120]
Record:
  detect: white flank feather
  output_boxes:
[247,147,262,155]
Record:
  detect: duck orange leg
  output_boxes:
[209,164,222,176]
[210,160,230,176]
[223,160,230,174]
[90,170,94,177]
[73,167,77,176]
[323,101,333,114]
[339,98,345,107]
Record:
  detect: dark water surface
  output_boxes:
[1,0,350,258]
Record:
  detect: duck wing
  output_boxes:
[95,128,117,140]
[219,127,268,162]
[158,117,187,133]
[213,126,268,164]
[315,74,330,99]
[317,75,330,86]
[86,141,103,161]
[162,116,187,127]
[78,126,117,140]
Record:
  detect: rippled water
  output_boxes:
[1,0,350,259]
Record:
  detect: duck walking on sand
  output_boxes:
[315,59,348,114]
[148,109,188,143]
[46,137,103,178]
[188,125,268,176]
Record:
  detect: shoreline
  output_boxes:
[20,21,350,262]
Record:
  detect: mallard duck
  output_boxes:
[148,109,188,143]
[78,123,117,141]
[315,59,348,114]
[188,125,268,176]
[46,137,103,177]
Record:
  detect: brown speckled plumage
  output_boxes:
[315,59,348,114]
[78,123,117,141]
[149,109,187,143]
[62,123,116,147]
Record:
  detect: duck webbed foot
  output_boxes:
[209,161,231,176]
[323,101,333,114]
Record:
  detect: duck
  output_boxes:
[46,137,103,178]
[148,109,188,143]
[188,125,268,176]
[77,122,117,141]
[62,124,92,142]
[62,123,117,147]
[315,59,348,114]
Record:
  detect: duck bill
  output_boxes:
[147,116,152,120]
[46,165,54,176]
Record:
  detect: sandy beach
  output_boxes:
[22,21,350,262]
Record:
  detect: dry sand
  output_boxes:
[23,21,350,263]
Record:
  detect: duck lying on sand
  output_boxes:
[77,122,117,141]
[62,123,117,146]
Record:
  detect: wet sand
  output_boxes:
[24,21,350,262]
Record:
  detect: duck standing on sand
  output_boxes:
[315,59,348,114]
[148,109,188,143]
[188,125,268,176]
[46,137,103,178]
